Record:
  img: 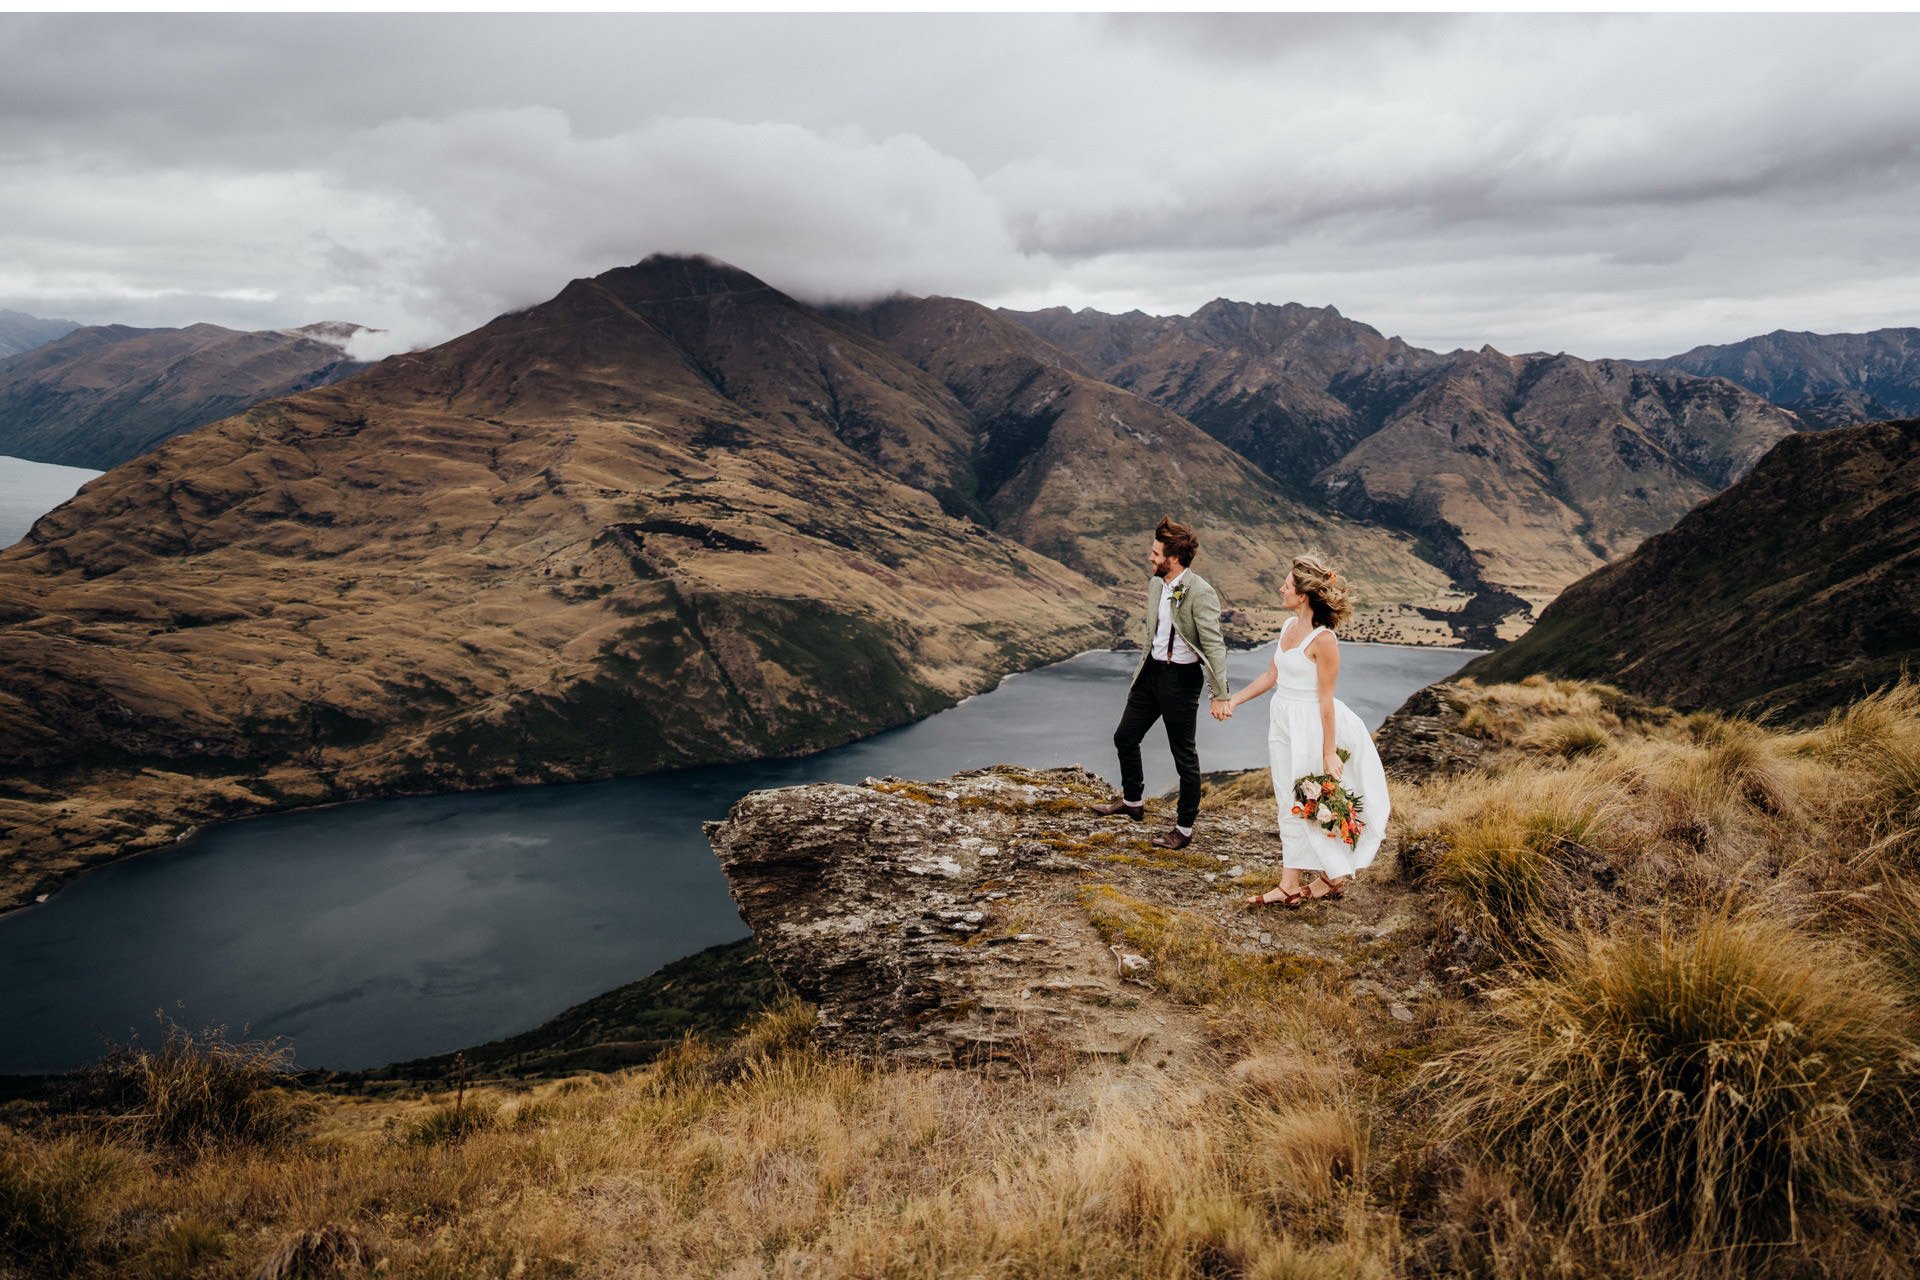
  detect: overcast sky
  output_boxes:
[3,12,1918,361]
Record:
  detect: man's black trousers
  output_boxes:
[1114,657,1205,828]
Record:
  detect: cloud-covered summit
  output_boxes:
[3,13,1918,358]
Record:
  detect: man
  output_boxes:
[1092,516,1232,849]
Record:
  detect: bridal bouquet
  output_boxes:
[1292,747,1366,849]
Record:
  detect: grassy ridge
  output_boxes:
[4,676,1917,1278]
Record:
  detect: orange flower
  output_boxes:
[1290,805,1303,815]
[1321,781,1335,794]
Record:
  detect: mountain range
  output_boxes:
[1630,327,1920,431]
[1006,302,1803,634]
[0,320,370,469]
[1460,416,1920,721]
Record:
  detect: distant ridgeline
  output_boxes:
[1461,418,1920,722]
[1631,327,1920,431]
[0,308,82,361]
[0,321,370,469]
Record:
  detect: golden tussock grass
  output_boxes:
[1425,915,1920,1275]
[2,990,1396,1278]
[1787,677,1920,868]
[1398,761,1626,962]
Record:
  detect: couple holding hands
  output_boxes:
[1090,517,1391,908]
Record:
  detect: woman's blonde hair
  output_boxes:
[1290,552,1353,630]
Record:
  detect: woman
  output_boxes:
[1230,555,1391,907]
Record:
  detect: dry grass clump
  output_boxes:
[1427,915,1920,1273]
[252,1223,369,1279]
[0,1131,137,1274]
[1529,714,1613,760]
[1864,876,1920,1003]
[1788,676,1920,867]
[70,1016,314,1154]
[1452,675,1664,749]
[1403,762,1623,963]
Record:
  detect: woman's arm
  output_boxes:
[1313,634,1343,778]
[1229,658,1278,711]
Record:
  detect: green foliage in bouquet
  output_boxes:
[1292,747,1366,848]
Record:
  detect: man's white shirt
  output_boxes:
[1152,570,1201,664]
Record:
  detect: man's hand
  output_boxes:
[1210,698,1234,721]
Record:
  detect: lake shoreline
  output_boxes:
[0,640,1482,923]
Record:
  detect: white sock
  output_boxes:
[1177,824,1193,836]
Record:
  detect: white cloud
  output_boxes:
[2,13,1919,358]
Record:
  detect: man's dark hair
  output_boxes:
[1155,515,1199,567]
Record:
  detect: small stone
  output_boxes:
[1390,1004,1414,1023]
[1214,854,1230,862]
[961,911,985,925]
[1202,873,1217,883]
[1258,932,1272,945]
[1225,865,1244,878]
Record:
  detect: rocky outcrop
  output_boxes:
[1371,682,1487,779]
[705,764,1435,1069]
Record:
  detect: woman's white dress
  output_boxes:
[1267,618,1391,878]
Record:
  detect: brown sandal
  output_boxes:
[1306,876,1351,902]
[1245,886,1306,909]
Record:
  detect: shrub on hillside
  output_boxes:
[71,1015,313,1152]
[1427,916,1918,1272]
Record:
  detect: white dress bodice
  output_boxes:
[1270,618,1326,706]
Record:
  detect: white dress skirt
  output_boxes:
[1267,619,1391,879]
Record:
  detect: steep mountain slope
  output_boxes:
[1458,417,1920,722]
[0,308,81,361]
[1318,348,1798,616]
[0,257,1114,909]
[1008,301,1804,633]
[1634,327,1920,430]
[0,321,370,468]
[1009,300,1447,496]
[838,295,1450,612]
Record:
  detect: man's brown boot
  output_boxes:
[1092,798,1145,820]
[1152,828,1193,850]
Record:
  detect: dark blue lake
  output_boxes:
[0,644,1478,1072]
